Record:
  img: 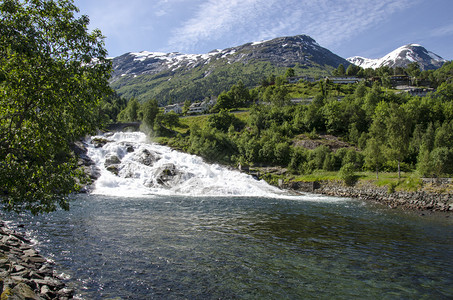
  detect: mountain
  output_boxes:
[347,44,446,70]
[110,35,350,104]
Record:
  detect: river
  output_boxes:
[3,132,453,299]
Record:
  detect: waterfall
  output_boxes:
[86,132,291,198]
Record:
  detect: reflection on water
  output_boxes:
[4,195,453,299]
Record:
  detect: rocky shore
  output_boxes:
[0,221,73,299]
[283,180,453,212]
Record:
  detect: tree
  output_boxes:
[346,64,360,76]
[406,62,421,78]
[334,64,346,76]
[339,163,357,186]
[364,138,385,179]
[156,111,179,130]
[183,100,191,114]
[142,99,159,129]
[0,0,111,213]
[285,68,295,78]
[228,80,250,107]
[385,104,411,179]
[118,98,141,122]
[212,91,232,112]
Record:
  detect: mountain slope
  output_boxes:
[110,35,350,104]
[347,44,446,70]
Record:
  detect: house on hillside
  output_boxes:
[327,76,363,84]
[164,102,184,114]
[287,76,316,84]
[395,86,434,97]
[187,97,217,115]
[188,101,209,114]
[390,75,410,86]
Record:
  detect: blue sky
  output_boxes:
[74,0,453,60]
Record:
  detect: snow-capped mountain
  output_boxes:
[347,44,446,70]
[111,35,348,81]
[110,35,350,103]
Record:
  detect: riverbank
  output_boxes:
[280,179,453,214]
[0,221,73,299]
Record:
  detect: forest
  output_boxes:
[109,61,453,185]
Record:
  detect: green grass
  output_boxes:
[175,115,210,134]
[293,171,339,182]
[291,170,425,192]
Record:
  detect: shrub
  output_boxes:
[339,163,357,186]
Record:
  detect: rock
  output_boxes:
[122,143,135,153]
[136,149,159,166]
[23,249,38,258]
[104,154,121,166]
[32,278,64,291]
[40,285,55,299]
[23,256,47,265]
[56,288,74,298]
[0,223,73,299]
[104,154,122,176]
[91,137,111,148]
[106,165,120,176]
[11,282,42,300]
[154,163,182,186]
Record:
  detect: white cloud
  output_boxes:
[167,0,418,52]
[431,24,453,37]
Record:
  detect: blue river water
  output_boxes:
[3,194,453,299]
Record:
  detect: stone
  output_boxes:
[23,256,47,265]
[154,163,181,186]
[11,282,42,300]
[104,154,121,166]
[137,149,159,166]
[40,285,55,299]
[106,165,119,175]
[91,137,111,148]
[33,277,64,289]
[23,249,38,258]
[56,288,74,298]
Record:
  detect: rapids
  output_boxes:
[87,131,322,200]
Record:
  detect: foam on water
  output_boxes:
[86,132,344,202]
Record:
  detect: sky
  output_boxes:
[73,0,453,60]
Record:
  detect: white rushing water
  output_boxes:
[86,132,296,198]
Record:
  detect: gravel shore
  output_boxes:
[0,221,73,299]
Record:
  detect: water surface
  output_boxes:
[5,194,453,299]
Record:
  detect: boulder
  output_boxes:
[154,164,181,186]
[104,154,121,176]
[11,282,42,300]
[104,155,121,166]
[106,165,119,176]
[136,149,159,166]
[91,137,111,148]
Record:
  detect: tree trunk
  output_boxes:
[398,160,401,179]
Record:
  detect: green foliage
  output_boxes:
[152,61,453,185]
[207,110,244,132]
[100,92,128,123]
[0,0,111,213]
[142,99,159,129]
[118,98,139,122]
[155,111,180,130]
[339,163,357,186]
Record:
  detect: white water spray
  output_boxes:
[86,132,284,198]
[85,132,345,202]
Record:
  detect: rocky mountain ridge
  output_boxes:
[110,35,350,103]
[111,35,348,82]
[110,35,447,104]
[347,44,446,70]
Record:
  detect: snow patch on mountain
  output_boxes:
[347,44,446,70]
